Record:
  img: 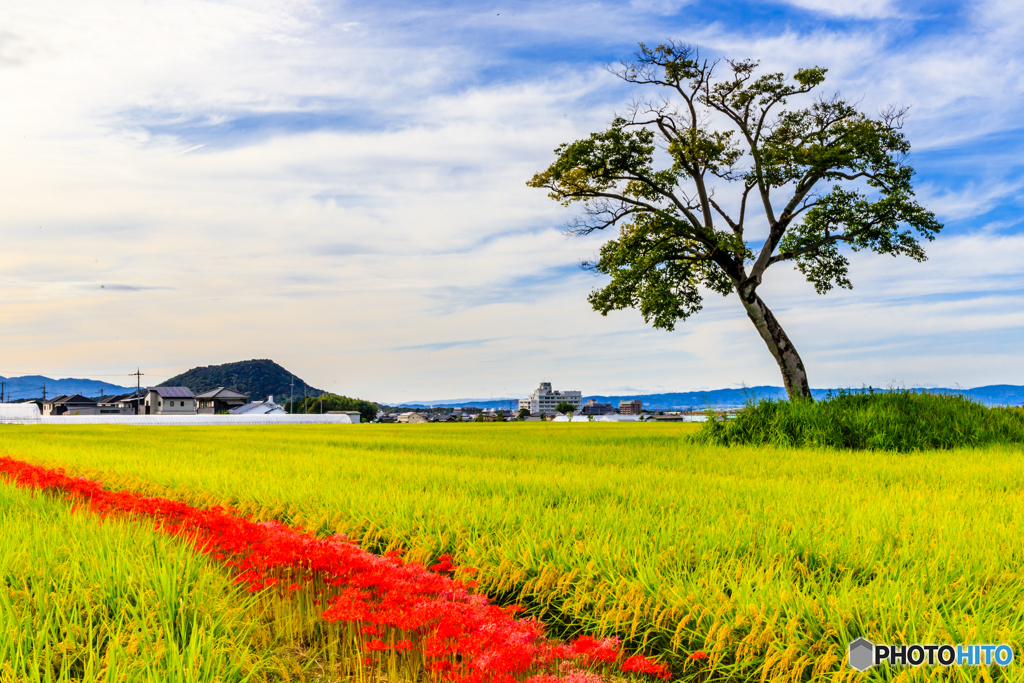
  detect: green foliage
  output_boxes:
[586,212,735,331]
[695,390,1024,451]
[160,359,324,402]
[290,393,377,423]
[554,401,576,415]
[517,407,530,420]
[10,425,1024,680]
[529,41,942,396]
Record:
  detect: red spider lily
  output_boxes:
[0,456,674,683]
[430,553,456,573]
[690,651,708,661]
[621,654,672,679]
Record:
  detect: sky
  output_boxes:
[0,0,1022,403]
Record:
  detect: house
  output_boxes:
[42,394,98,416]
[397,412,428,423]
[96,391,146,415]
[195,387,251,414]
[518,382,582,414]
[144,387,197,415]
[41,394,67,416]
[230,395,285,415]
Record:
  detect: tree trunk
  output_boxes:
[736,287,812,401]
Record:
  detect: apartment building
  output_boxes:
[619,399,643,415]
[519,382,582,414]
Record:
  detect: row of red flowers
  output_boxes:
[0,456,673,682]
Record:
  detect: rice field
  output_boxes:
[0,477,289,683]
[2,422,1023,681]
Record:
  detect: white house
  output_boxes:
[144,387,197,415]
[519,382,582,414]
[229,395,286,415]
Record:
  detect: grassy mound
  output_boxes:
[694,389,1024,451]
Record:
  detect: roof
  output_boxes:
[147,386,195,398]
[229,398,285,415]
[101,393,144,404]
[47,394,95,405]
[194,387,250,400]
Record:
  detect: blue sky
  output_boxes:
[0,0,1021,401]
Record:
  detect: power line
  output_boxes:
[0,371,150,377]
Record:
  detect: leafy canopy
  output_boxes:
[528,42,942,329]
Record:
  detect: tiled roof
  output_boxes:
[49,394,95,405]
[194,387,250,400]
[147,386,195,398]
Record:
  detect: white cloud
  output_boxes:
[0,0,1021,400]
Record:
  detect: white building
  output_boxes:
[0,403,41,423]
[144,387,197,415]
[519,382,582,414]
[230,395,286,415]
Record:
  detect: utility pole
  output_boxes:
[40,383,46,401]
[1,382,4,403]
[303,381,307,414]
[290,375,294,415]
[130,368,144,394]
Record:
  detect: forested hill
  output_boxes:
[159,359,324,401]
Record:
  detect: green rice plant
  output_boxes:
[695,390,1024,451]
[0,478,295,683]
[2,423,1023,680]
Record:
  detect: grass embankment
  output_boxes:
[696,390,1024,451]
[0,478,292,683]
[2,423,1024,681]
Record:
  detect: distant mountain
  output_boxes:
[159,359,324,402]
[0,375,135,401]
[398,385,1024,410]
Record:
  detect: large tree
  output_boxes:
[528,43,942,400]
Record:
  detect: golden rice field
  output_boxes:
[2,422,1024,682]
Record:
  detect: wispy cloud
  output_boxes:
[390,338,504,352]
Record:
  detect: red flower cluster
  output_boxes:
[0,456,671,682]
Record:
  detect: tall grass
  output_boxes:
[695,390,1024,451]
[0,479,292,683]
[2,423,1024,680]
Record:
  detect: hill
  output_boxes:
[159,359,324,402]
[0,375,135,401]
